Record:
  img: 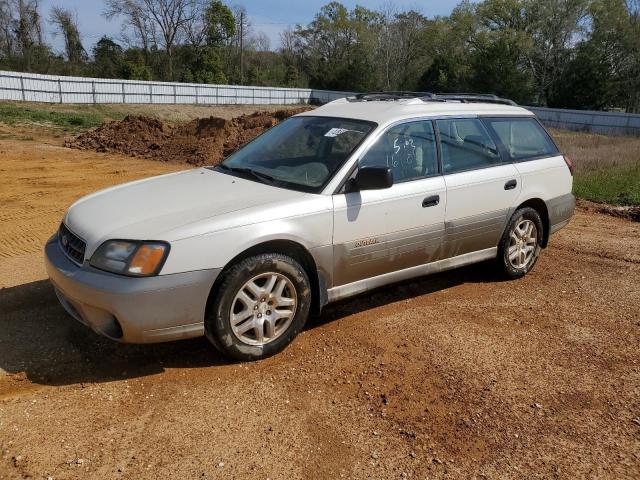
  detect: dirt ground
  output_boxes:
[64,107,311,166]
[0,125,639,480]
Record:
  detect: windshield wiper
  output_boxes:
[217,164,277,185]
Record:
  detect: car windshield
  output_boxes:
[215,116,376,192]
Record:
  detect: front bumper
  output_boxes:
[45,237,221,343]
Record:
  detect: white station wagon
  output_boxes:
[46,93,575,360]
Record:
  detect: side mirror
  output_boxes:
[348,166,393,192]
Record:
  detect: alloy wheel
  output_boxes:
[230,272,297,346]
[508,218,538,269]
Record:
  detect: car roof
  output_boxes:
[297,97,535,126]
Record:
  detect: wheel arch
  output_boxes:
[514,198,550,247]
[205,239,327,321]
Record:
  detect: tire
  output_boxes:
[205,253,311,361]
[497,207,544,279]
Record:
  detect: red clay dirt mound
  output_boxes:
[64,107,312,166]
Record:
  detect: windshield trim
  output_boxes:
[208,115,378,194]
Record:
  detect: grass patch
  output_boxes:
[574,164,640,206]
[0,103,113,131]
[550,128,640,206]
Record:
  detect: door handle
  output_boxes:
[422,195,440,208]
[504,179,517,190]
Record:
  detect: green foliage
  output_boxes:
[469,29,535,103]
[121,49,152,80]
[294,2,383,91]
[418,55,466,93]
[92,37,125,78]
[179,45,227,84]
[205,0,236,47]
[550,43,610,110]
[574,165,640,206]
[0,103,108,130]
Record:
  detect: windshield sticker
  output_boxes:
[324,127,362,137]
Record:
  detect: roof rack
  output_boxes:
[349,91,436,102]
[431,93,517,106]
[347,91,517,106]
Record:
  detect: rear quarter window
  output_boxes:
[485,117,558,161]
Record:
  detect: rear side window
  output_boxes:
[436,118,502,174]
[485,117,558,160]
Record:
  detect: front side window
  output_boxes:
[218,116,375,192]
[485,117,558,160]
[436,118,502,174]
[359,120,439,183]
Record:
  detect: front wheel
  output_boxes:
[205,253,311,361]
[497,207,543,279]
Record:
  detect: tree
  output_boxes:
[377,6,428,90]
[15,0,44,70]
[50,7,86,68]
[104,0,197,79]
[104,0,157,53]
[178,44,226,83]
[92,36,124,77]
[523,0,590,105]
[294,2,382,91]
[204,0,234,47]
[0,1,15,62]
[469,28,535,103]
[417,55,466,92]
[551,42,611,109]
[586,0,640,111]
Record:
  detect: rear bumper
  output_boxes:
[548,193,575,234]
[45,237,221,343]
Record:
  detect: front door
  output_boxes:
[332,120,446,286]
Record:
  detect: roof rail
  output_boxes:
[431,93,517,106]
[346,91,517,106]
[349,91,435,102]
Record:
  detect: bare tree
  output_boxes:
[182,0,208,46]
[0,0,15,60]
[104,0,157,52]
[50,6,86,65]
[105,0,201,78]
[250,31,270,52]
[15,0,43,70]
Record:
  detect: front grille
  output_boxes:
[58,223,86,265]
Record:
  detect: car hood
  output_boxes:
[64,168,307,253]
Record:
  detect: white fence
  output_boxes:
[0,70,353,105]
[528,106,640,136]
[2,70,640,136]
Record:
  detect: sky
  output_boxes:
[39,0,465,53]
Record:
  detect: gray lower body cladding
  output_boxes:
[332,224,444,286]
[442,209,508,259]
[331,209,508,287]
[547,193,575,233]
[45,237,221,343]
[327,194,574,294]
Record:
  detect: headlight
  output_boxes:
[90,240,170,277]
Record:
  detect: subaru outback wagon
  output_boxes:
[46,93,575,360]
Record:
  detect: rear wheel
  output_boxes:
[497,207,543,279]
[205,253,311,361]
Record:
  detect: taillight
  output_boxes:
[563,155,574,176]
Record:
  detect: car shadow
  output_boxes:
[0,261,505,387]
[0,280,228,387]
[314,260,507,327]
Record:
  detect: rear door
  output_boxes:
[332,119,446,286]
[436,117,521,258]
[482,117,573,229]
